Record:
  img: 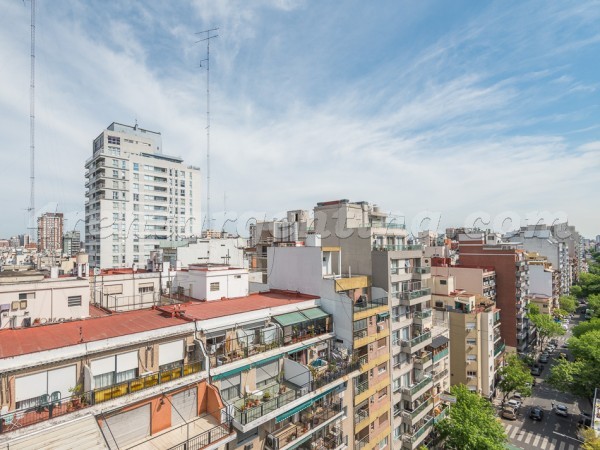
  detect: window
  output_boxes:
[377,337,386,349]
[378,387,387,399]
[19,292,34,300]
[467,355,477,361]
[133,163,139,171]
[440,279,447,285]
[378,363,387,375]
[107,135,120,145]
[133,193,139,201]
[138,285,154,294]
[466,338,477,345]
[68,296,82,307]
[467,370,477,377]
[210,282,220,292]
[379,436,388,449]
[112,169,119,178]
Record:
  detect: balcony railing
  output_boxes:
[413,351,432,367]
[432,347,449,363]
[397,288,432,305]
[353,297,388,313]
[0,361,203,434]
[433,368,449,382]
[371,221,406,229]
[413,267,431,274]
[400,331,432,350]
[233,362,359,425]
[402,376,433,397]
[372,244,423,252]
[355,435,370,450]
[494,342,506,357]
[414,309,432,320]
[402,416,434,445]
[354,379,369,395]
[167,421,232,450]
[354,407,369,424]
[403,398,433,421]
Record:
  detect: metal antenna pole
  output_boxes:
[28,0,36,241]
[195,28,218,233]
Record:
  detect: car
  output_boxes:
[555,404,569,417]
[502,407,518,420]
[531,366,542,376]
[562,324,569,331]
[530,407,544,421]
[506,399,521,409]
[525,379,536,388]
[539,354,549,363]
[579,412,592,427]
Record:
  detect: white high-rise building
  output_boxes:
[85,123,201,269]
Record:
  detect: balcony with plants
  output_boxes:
[401,415,434,449]
[401,395,433,427]
[401,375,433,402]
[400,327,432,354]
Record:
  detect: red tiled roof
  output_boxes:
[0,291,315,359]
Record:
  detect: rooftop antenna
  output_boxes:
[195,28,218,233]
[27,0,36,242]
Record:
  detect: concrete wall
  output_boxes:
[528,265,553,298]
[267,247,323,296]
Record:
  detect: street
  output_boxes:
[498,309,591,450]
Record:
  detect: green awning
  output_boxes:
[287,343,313,355]
[212,354,281,381]
[312,386,338,402]
[275,399,314,423]
[273,311,308,327]
[300,308,329,320]
[377,312,390,321]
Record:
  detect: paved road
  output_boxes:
[498,310,591,450]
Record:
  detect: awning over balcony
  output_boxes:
[212,354,281,381]
[430,335,449,349]
[273,307,329,327]
[377,312,390,321]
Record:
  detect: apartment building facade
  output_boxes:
[37,212,64,252]
[457,232,532,354]
[85,122,201,270]
[63,230,81,257]
[313,200,450,450]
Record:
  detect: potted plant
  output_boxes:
[263,391,271,402]
[68,384,84,409]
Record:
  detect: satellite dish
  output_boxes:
[93,268,101,276]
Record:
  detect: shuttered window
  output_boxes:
[256,360,279,388]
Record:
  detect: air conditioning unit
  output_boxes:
[377,324,384,332]
[187,343,196,353]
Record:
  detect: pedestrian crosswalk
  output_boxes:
[503,424,580,450]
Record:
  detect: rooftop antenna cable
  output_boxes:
[27,0,36,241]
[195,28,218,233]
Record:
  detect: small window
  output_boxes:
[440,280,447,285]
[20,300,27,310]
[377,337,386,349]
[466,338,477,345]
[19,292,35,300]
[378,363,387,374]
[210,282,220,292]
[378,387,387,399]
[67,296,82,307]
[138,285,154,294]
[11,301,19,311]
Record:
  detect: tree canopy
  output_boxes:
[434,384,507,450]
[497,354,533,402]
[548,330,600,397]
[529,313,565,350]
[582,426,600,450]
[573,318,600,338]
[558,295,577,314]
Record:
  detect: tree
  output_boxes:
[553,308,569,319]
[548,330,600,397]
[529,313,565,351]
[527,304,540,317]
[573,318,600,338]
[588,294,600,317]
[559,295,577,314]
[497,354,533,402]
[434,384,507,450]
[570,285,583,298]
[581,426,600,450]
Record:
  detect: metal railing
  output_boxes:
[166,421,232,450]
[397,288,432,303]
[400,331,432,349]
[413,352,432,366]
[414,309,432,320]
[494,342,506,356]
[403,416,434,444]
[403,398,433,420]
[354,379,370,395]
[402,375,432,396]
[0,361,203,434]
[413,267,431,274]
[354,407,369,424]
[355,435,370,450]
[232,362,358,425]
[433,368,448,382]
[353,296,388,313]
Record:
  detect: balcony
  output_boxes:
[0,361,203,434]
[433,404,449,423]
[397,288,432,307]
[353,296,388,314]
[401,376,433,402]
[139,415,233,450]
[402,416,434,449]
[433,368,449,383]
[294,432,346,450]
[232,361,359,426]
[354,379,369,396]
[402,397,434,427]
[413,351,432,370]
[371,221,406,230]
[413,267,431,275]
[432,347,449,363]
[266,400,343,450]
[413,309,432,325]
[400,331,432,353]
[494,342,506,357]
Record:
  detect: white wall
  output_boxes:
[528,265,553,298]
[173,267,249,301]
[171,238,246,269]
[267,247,323,296]
[0,278,90,328]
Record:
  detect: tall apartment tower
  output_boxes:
[37,212,64,252]
[315,199,450,450]
[62,230,81,257]
[85,123,201,269]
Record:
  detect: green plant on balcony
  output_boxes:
[263,391,271,401]
[68,383,86,409]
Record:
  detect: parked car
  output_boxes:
[506,399,521,409]
[555,404,569,417]
[531,366,542,376]
[502,407,518,420]
[530,407,544,421]
[539,354,549,363]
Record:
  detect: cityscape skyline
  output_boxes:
[0,1,599,238]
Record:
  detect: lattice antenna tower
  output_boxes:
[27,0,36,241]
[195,28,218,232]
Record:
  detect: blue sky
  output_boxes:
[0,0,599,238]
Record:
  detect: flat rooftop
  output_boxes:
[0,291,317,359]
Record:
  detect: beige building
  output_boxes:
[37,212,64,252]
[431,274,503,399]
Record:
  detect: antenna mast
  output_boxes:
[195,28,218,233]
[28,0,36,241]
